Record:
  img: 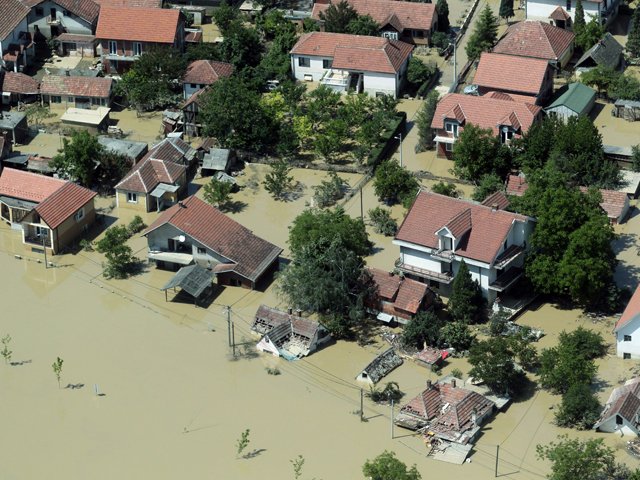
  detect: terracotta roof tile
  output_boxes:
[92,0,161,7]
[431,93,541,136]
[55,33,96,43]
[0,168,65,202]
[494,20,575,62]
[40,75,112,98]
[115,157,185,193]
[395,191,530,264]
[615,285,640,331]
[481,191,510,210]
[473,53,551,96]
[183,60,234,85]
[394,278,428,314]
[291,32,413,74]
[253,305,322,339]
[1,71,39,95]
[368,267,402,300]
[506,174,529,196]
[549,6,571,20]
[24,0,100,23]
[96,6,180,43]
[312,0,436,32]
[579,187,628,222]
[144,196,282,282]
[185,30,202,43]
[0,0,30,40]
[35,181,96,229]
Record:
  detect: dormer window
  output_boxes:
[500,127,514,144]
[445,121,459,137]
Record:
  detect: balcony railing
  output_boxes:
[46,15,61,25]
[395,258,453,284]
[432,249,455,263]
[24,234,52,248]
[493,245,524,270]
[320,69,348,87]
[489,267,523,292]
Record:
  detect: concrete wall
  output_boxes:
[616,321,640,358]
[363,71,399,97]
[183,82,206,99]
[27,1,94,38]
[51,199,95,253]
[526,0,601,23]
[596,415,639,435]
[116,190,148,212]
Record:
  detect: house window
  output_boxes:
[109,40,118,55]
[35,226,48,237]
[68,97,74,103]
[197,247,206,254]
[322,59,332,69]
[445,142,453,152]
[133,42,142,56]
[445,122,459,137]
[624,353,632,359]
[51,95,62,103]
[74,208,84,222]
[127,192,138,203]
[35,6,43,15]
[566,0,571,10]
[624,335,632,342]
[617,415,624,425]
[413,29,425,38]
[298,57,310,67]
[500,128,514,144]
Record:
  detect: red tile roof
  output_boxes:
[579,187,628,222]
[92,0,161,7]
[0,0,29,41]
[144,196,282,282]
[494,21,575,62]
[473,53,551,96]
[291,32,413,74]
[35,181,96,229]
[96,6,180,43]
[549,6,571,20]
[615,285,640,331]
[185,30,202,43]
[1,71,39,95]
[368,267,402,300]
[40,75,112,98]
[0,168,65,202]
[395,191,530,264]
[312,0,436,33]
[55,33,96,43]
[368,267,429,314]
[506,174,529,196]
[481,191,510,210]
[432,93,541,136]
[183,60,234,85]
[253,305,322,340]
[596,378,640,430]
[24,0,100,23]
[115,157,185,193]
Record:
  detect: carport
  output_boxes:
[160,264,214,306]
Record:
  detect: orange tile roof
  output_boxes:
[494,21,574,62]
[506,174,529,196]
[183,60,234,85]
[40,75,112,98]
[144,196,282,282]
[473,53,551,96]
[311,0,436,32]
[431,93,541,136]
[394,278,428,314]
[92,0,161,6]
[549,6,571,20]
[615,285,640,331]
[481,191,510,210]
[579,187,628,222]
[0,0,29,41]
[0,168,65,202]
[35,181,96,229]
[291,32,413,74]
[395,191,530,264]
[368,267,402,300]
[96,6,180,43]
[1,71,40,95]
[115,158,185,193]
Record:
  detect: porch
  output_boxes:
[489,267,523,292]
[320,69,363,94]
[0,197,37,224]
[23,224,53,248]
[395,258,453,284]
[494,245,524,270]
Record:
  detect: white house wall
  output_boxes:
[27,1,94,38]
[400,246,444,273]
[147,224,234,267]
[596,415,638,435]
[291,54,334,82]
[362,71,398,97]
[526,0,601,22]
[616,321,640,359]
[183,83,205,99]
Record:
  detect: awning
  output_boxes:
[434,135,455,144]
[0,195,37,210]
[150,183,180,198]
[376,312,394,323]
[148,250,194,265]
[161,264,214,298]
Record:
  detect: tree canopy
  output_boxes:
[554,383,601,430]
[452,123,511,181]
[51,130,101,186]
[95,225,139,279]
[436,0,450,32]
[415,90,439,152]
[362,451,421,480]
[373,160,420,205]
[465,5,499,59]
[468,337,525,395]
[628,5,640,59]
[499,0,514,21]
[448,260,487,324]
[319,0,380,35]
[401,311,447,349]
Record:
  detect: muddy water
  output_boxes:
[2,169,640,479]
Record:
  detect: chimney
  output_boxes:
[452,379,457,388]
[65,69,70,76]
[288,307,293,315]
[426,380,432,389]
[178,201,185,208]
[296,309,302,317]
[492,203,498,211]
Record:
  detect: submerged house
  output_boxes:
[395,379,496,444]
[367,267,433,324]
[594,378,640,435]
[252,305,331,359]
[0,168,96,254]
[575,33,624,71]
[356,348,403,385]
[393,191,535,303]
[144,195,282,289]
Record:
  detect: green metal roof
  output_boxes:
[546,82,596,115]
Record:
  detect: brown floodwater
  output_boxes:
[1,168,640,480]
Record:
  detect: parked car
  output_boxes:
[463,84,479,95]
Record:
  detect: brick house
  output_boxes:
[182,60,234,99]
[96,6,184,75]
[472,52,554,105]
[431,93,542,158]
[40,74,112,109]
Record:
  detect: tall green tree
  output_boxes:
[362,451,421,480]
[212,1,239,34]
[51,130,101,186]
[407,58,437,86]
[499,0,514,22]
[452,123,511,181]
[554,383,601,430]
[95,225,138,279]
[471,173,503,202]
[468,337,524,394]
[415,90,439,151]
[628,5,640,59]
[202,178,233,210]
[218,21,264,69]
[573,0,586,40]
[346,14,379,35]
[448,260,486,324]
[319,0,358,32]
[576,18,605,52]
[263,159,294,200]
[579,65,619,95]
[373,160,420,205]
[436,0,450,32]
[465,5,499,59]
[401,311,446,349]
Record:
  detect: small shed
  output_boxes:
[201,148,235,176]
[545,83,596,121]
[414,347,449,370]
[0,111,28,145]
[356,348,403,385]
[98,136,149,164]
[575,33,624,71]
[161,264,214,306]
[60,107,110,133]
[612,99,640,122]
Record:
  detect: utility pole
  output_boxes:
[40,233,48,269]
[390,399,394,439]
[360,187,363,221]
[225,306,231,347]
[394,133,403,167]
[360,388,364,422]
[495,445,499,477]
[231,321,236,358]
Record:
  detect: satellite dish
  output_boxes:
[178,235,186,243]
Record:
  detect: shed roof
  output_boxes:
[0,111,27,130]
[546,82,596,114]
[0,71,39,95]
[40,75,112,98]
[97,136,148,160]
[202,148,231,171]
[96,6,180,43]
[161,264,214,298]
[575,33,623,70]
[183,60,234,85]
[358,348,403,384]
[473,53,550,96]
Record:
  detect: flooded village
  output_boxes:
[2,0,640,477]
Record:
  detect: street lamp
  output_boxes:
[38,231,48,269]
[394,133,403,168]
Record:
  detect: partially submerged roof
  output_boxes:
[312,0,436,32]
[358,348,403,384]
[252,305,323,340]
[40,74,112,98]
[432,93,541,136]
[291,32,414,74]
[0,168,65,202]
[161,264,214,298]
[576,33,623,70]
[35,181,96,229]
[595,378,640,431]
[96,6,181,43]
[0,71,40,95]
[202,148,231,171]
[183,60,234,85]
[0,0,30,41]
[0,111,27,130]
[395,191,530,265]
[144,196,282,283]
[615,285,640,332]
[23,0,100,23]
[368,267,429,314]
[473,53,550,96]
[546,82,596,114]
[493,20,575,62]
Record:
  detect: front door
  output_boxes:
[168,238,176,251]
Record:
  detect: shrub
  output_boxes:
[555,382,601,429]
[368,207,398,236]
[313,170,348,208]
[127,215,147,236]
[367,382,404,404]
